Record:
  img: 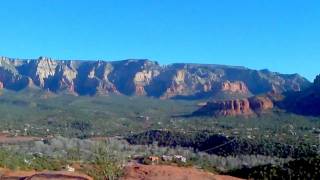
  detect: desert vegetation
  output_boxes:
[0,91,319,179]
[0,136,297,178]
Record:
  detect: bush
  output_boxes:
[86,145,124,180]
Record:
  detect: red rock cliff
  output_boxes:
[249,96,274,112]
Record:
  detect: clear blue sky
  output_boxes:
[0,0,319,80]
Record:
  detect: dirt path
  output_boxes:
[0,133,41,144]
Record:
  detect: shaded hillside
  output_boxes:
[280,74,320,116]
[227,156,320,180]
[192,95,274,117]
[0,56,311,99]
[126,130,318,158]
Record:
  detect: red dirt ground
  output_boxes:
[0,169,93,180]
[1,164,242,180]
[120,164,243,180]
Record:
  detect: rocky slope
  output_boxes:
[315,74,320,89]
[280,74,320,116]
[0,56,310,98]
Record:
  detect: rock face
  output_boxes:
[194,95,274,117]
[280,74,320,116]
[220,81,249,94]
[249,96,274,112]
[194,99,253,116]
[161,70,187,99]
[0,56,311,98]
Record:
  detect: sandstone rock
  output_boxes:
[249,96,274,112]
[195,99,253,116]
[34,57,58,87]
[161,82,186,99]
[174,70,186,82]
[203,82,212,92]
[161,70,187,99]
[220,81,249,94]
[52,64,77,92]
[0,57,311,97]
[194,95,275,117]
[133,70,156,96]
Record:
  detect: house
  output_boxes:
[161,155,173,162]
[148,156,160,164]
[174,155,187,163]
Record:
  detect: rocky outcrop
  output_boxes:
[0,56,311,98]
[161,70,187,99]
[194,95,274,117]
[133,69,160,96]
[194,99,253,116]
[220,81,249,94]
[249,96,274,112]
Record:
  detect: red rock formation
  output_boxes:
[161,70,187,99]
[133,70,160,96]
[94,81,119,96]
[195,99,253,116]
[161,82,185,99]
[203,82,212,92]
[135,85,146,96]
[0,57,311,97]
[194,95,274,117]
[220,81,249,94]
[249,96,274,112]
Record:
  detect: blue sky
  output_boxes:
[0,0,319,80]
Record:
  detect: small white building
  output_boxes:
[174,155,187,163]
[161,155,173,162]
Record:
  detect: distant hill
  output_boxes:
[280,74,320,116]
[0,56,310,99]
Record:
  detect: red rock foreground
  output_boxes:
[0,169,92,180]
[121,164,243,180]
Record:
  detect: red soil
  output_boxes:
[0,169,92,180]
[121,164,243,180]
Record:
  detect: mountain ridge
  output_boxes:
[0,56,311,98]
